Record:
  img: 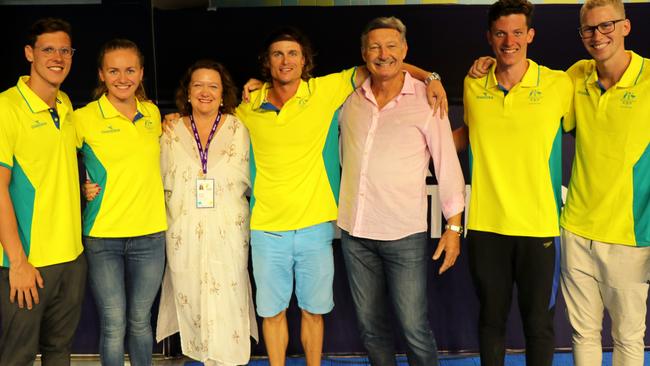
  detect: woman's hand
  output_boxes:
[83,180,101,201]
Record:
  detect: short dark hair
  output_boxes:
[27,18,72,47]
[258,26,315,82]
[175,59,238,116]
[487,0,534,29]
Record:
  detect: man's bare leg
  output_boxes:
[301,309,324,366]
[263,310,289,366]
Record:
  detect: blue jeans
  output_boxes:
[341,231,438,366]
[84,232,166,366]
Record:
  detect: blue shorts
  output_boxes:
[251,222,335,317]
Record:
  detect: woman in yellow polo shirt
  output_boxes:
[74,39,166,366]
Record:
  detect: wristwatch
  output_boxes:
[444,224,464,236]
[424,71,441,85]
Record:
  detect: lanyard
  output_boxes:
[189,112,222,175]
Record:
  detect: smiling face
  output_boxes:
[488,13,535,70]
[266,40,305,87]
[24,31,72,90]
[188,68,223,117]
[362,28,408,82]
[98,48,143,103]
[580,4,629,64]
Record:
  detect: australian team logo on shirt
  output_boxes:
[144,119,154,130]
[101,124,121,134]
[528,89,543,104]
[620,91,637,108]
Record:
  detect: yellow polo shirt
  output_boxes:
[561,51,650,246]
[0,76,83,267]
[463,60,573,237]
[236,68,356,231]
[74,95,167,237]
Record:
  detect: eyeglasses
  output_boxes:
[578,19,625,39]
[38,46,76,58]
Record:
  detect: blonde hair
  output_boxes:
[93,39,147,101]
[580,0,625,22]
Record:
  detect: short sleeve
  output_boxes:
[0,99,17,169]
[563,62,584,133]
[71,110,86,149]
[462,76,472,127]
[313,67,357,109]
[152,105,162,138]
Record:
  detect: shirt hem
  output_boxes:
[560,224,639,247]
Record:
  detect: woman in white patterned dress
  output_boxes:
[155,59,258,365]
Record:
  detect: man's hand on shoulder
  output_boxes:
[468,56,495,79]
[162,113,181,135]
[242,78,263,103]
[426,79,448,118]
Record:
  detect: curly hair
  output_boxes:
[258,26,315,82]
[175,59,238,116]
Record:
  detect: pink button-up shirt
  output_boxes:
[337,72,465,240]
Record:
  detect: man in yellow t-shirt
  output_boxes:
[0,18,86,364]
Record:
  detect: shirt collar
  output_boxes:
[360,70,415,104]
[16,75,66,114]
[252,79,311,110]
[485,59,540,90]
[587,51,644,89]
[97,94,151,120]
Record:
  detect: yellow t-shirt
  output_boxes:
[0,76,83,267]
[561,51,650,246]
[74,95,167,237]
[463,60,573,237]
[236,68,356,231]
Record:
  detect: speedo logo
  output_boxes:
[101,125,121,134]
[476,92,493,100]
[31,120,47,129]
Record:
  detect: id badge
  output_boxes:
[196,179,215,208]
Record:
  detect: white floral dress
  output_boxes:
[156,114,258,365]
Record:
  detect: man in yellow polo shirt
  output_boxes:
[237,27,447,366]
[0,18,86,364]
[560,0,650,364]
[461,1,572,364]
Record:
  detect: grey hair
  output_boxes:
[361,16,407,50]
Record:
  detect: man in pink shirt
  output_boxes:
[337,17,466,366]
